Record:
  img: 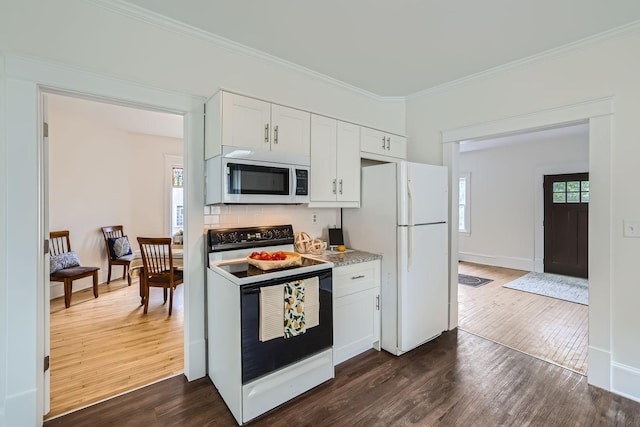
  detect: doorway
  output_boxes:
[454,124,590,373]
[45,92,185,418]
[544,173,589,278]
[444,99,613,387]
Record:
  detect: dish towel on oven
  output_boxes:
[259,276,319,342]
[284,280,306,337]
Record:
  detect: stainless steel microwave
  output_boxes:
[206,147,310,205]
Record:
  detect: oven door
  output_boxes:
[240,268,332,383]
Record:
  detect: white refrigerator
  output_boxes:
[343,161,449,356]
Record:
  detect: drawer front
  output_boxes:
[333,262,376,298]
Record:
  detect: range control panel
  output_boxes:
[208,224,295,252]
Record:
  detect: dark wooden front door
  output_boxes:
[544,173,589,278]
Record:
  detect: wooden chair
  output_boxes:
[101,225,133,286]
[137,237,183,315]
[49,230,100,308]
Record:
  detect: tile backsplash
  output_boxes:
[204,205,340,241]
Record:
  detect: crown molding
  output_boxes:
[407,19,640,100]
[85,0,401,102]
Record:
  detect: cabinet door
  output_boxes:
[271,104,311,156]
[386,134,407,159]
[336,121,360,203]
[333,288,379,365]
[222,92,271,151]
[360,126,386,156]
[310,114,338,202]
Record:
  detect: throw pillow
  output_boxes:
[50,251,81,273]
[108,236,132,259]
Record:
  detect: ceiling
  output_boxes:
[123,0,640,96]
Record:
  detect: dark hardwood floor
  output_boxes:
[44,329,640,426]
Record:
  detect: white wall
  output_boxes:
[458,133,589,271]
[406,26,640,401]
[0,55,6,426]
[48,95,183,296]
[0,1,406,424]
[204,205,339,243]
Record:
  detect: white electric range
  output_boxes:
[206,225,334,425]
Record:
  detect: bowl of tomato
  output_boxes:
[246,250,302,270]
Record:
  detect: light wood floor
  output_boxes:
[47,276,184,420]
[458,261,588,374]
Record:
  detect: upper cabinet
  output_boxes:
[205,91,310,159]
[220,92,271,153]
[310,114,360,207]
[360,127,406,161]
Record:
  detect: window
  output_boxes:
[171,167,184,237]
[459,172,471,233]
[552,180,589,204]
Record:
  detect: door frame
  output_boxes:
[442,96,614,392]
[2,54,206,423]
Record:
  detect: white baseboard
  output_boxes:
[588,345,611,390]
[458,252,533,271]
[5,387,37,426]
[185,338,207,380]
[612,362,640,403]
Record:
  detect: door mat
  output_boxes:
[458,274,493,287]
[503,272,588,305]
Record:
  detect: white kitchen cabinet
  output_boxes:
[221,91,271,153]
[205,91,310,159]
[310,114,360,208]
[270,104,311,156]
[332,260,381,365]
[360,126,407,161]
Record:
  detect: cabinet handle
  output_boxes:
[339,179,343,195]
[264,124,269,143]
[386,136,390,150]
[332,179,337,194]
[381,136,386,149]
[274,125,279,144]
[351,275,365,280]
[376,294,380,310]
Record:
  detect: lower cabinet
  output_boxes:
[332,260,381,365]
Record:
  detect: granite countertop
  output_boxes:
[303,249,382,268]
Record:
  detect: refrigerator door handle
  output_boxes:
[408,226,413,271]
[407,169,414,226]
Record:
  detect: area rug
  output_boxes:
[458,274,493,287]
[503,272,588,305]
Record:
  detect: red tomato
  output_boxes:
[260,253,272,260]
[249,252,260,259]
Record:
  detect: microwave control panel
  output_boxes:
[295,169,309,196]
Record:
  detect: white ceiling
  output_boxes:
[123,0,640,96]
